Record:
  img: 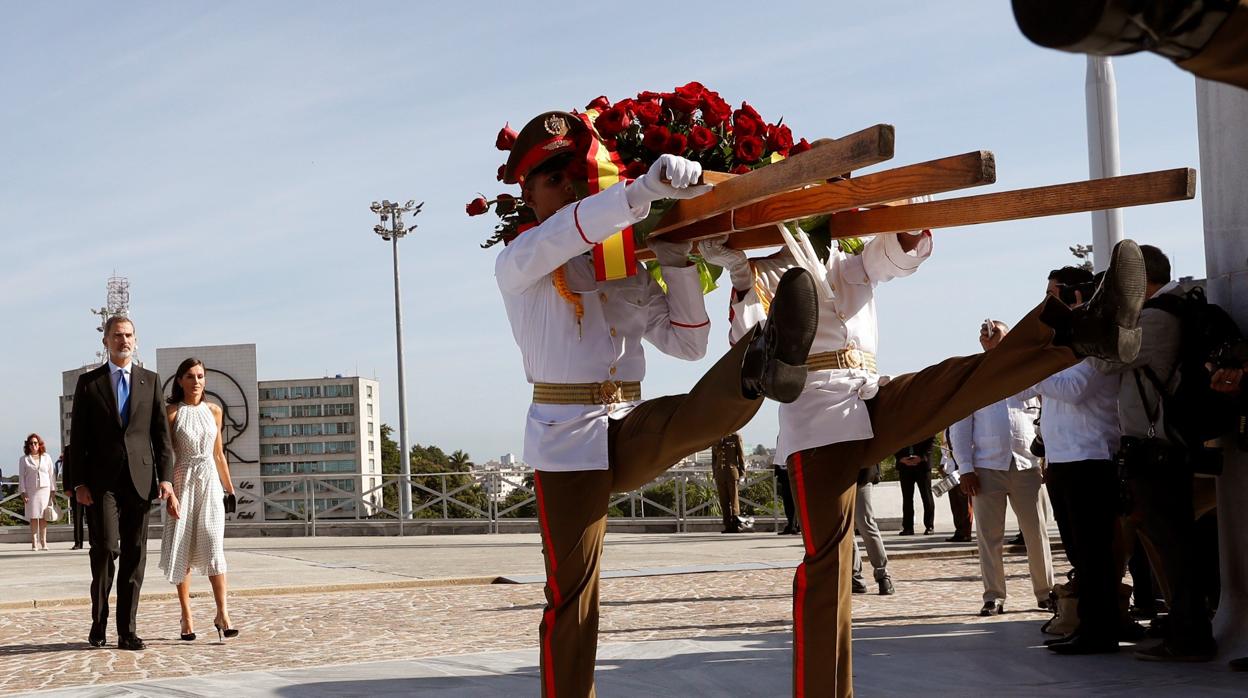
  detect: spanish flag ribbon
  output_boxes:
[579,110,637,282]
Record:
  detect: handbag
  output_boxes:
[44,500,60,523]
[223,493,237,514]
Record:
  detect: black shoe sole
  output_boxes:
[742,268,818,403]
[1072,239,1145,362]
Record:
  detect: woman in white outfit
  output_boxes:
[158,358,239,641]
[18,433,56,550]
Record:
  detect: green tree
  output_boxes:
[374,426,488,519]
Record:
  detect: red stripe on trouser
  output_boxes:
[534,472,561,698]
[791,452,814,697]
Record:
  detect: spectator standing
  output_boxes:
[941,429,974,542]
[773,450,800,535]
[711,433,753,533]
[58,448,86,550]
[950,320,1054,616]
[894,437,936,535]
[851,463,894,595]
[18,433,56,550]
[1092,245,1217,662]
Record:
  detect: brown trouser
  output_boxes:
[712,460,742,527]
[533,332,763,698]
[1177,0,1248,91]
[787,299,1077,697]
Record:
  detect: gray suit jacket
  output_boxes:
[1093,285,1183,443]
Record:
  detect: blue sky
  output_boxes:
[1,1,1208,465]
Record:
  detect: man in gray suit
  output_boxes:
[70,316,178,651]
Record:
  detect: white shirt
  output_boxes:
[496,183,711,472]
[1019,360,1120,463]
[948,391,1042,475]
[727,233,932,464]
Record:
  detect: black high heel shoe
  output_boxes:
[180,619,196,641]
[214,621,239,641]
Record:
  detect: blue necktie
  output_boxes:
[118,370,131,429]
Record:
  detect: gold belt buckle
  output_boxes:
[843,349,863,369]
[597,380,622,404]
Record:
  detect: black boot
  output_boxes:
[1012,0,1237,63]
[1045,239,1145,363]
[741,268,818,403]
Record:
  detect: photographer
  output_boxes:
[1092,245,1216,662]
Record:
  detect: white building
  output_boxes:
[257,376,381,519]
[476,453,527,502]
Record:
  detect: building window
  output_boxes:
[369,458,375,470]
[367,403,373,417]
[368,421,374,435]
[261,462,294,476]
[292,404,323,418]
[261,443,292,456]
[323,384,354,398]
[259,387,289,400]
[293,442,326,456]
[262,425,291,438]
[325,440,356,454]
[290,385,323,400]
[261,406,290,419]
[366,385,373,398]
[368,440,375,454]
[324,403,355,417]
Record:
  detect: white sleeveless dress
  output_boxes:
[159,402,227,584]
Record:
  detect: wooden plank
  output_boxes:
[646,124,896,237]
[669,168,1199,253]
[823,168,1197,238]
[657,151,996,244]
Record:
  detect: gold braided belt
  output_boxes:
[532,380,642,405]
[808,349,878,373]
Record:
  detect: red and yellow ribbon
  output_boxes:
[579,111,637,282]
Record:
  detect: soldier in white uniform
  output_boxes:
[702,235,1149,697]
[494,111,819,698]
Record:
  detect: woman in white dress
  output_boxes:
[18,433,56,550]
[158,358,239,641]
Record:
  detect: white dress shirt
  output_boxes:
[1019,359,1120,463]
[948,392,1042,475]
[496,182,711,472]
[727,233,932,464]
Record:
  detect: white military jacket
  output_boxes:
[496,183,711,472]
[728,233,931,464]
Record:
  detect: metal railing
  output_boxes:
[2,468,785,536]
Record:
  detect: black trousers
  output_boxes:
[774,465,797,530]
[897,466,934,531]
[86,475,151,637]
[71,499,86,546]
[1128,465,1213,647]
[1048,460,1119,636]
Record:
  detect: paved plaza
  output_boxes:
[1,531,1242,696]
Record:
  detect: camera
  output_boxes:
[1208,338,1248,370]
[1056,280,1096,307]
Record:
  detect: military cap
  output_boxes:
[502,111,586,185]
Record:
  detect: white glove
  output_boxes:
[625,154,714,209]
[648,238,693,267]
[698,236,752,291]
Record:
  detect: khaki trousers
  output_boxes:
[712,460,742,527]
[972,465,1055,605]
[533,331,763,698]
[788,299,1076,697]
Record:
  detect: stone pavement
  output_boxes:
[2,531,1239,696]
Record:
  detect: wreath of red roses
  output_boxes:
[471,82,812,248]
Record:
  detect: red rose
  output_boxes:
[585,95,611,111]
[674,81,705,101]
[731,164,752,175]
[766,123,794,153]
[624,160,648,179]
[614,98,636,113]
[790,138,812,156]
[495,193,517,215]
[734,135,764,163]
[664,92,699,115]
[636,90,665,103]
[496,164,506,181]
[642,125,670,152]
[495,123,517,151]
[731,112,758,137]
[466,196,489,216]
[737,102,764,124]
[594,105,632,137]
[701,91,732,127]
[689,125,717,151]
[663,132,688,155]
[634,101,662,126]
